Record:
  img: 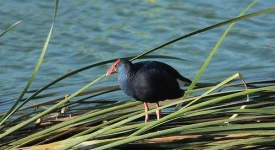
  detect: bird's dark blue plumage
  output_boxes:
[116,59,191,103]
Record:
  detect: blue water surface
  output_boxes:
[0,0,274,111]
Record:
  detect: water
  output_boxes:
[0,0,274,112]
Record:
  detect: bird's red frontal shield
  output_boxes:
[106,59,121,76]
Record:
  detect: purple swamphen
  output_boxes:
[106,59,191,122]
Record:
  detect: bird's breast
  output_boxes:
[118,75,135,97]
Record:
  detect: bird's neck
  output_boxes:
[118,67,136,97]
[118,68,135,83]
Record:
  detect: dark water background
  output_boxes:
[0,1,274,112]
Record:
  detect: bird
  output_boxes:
[106,59,192,122]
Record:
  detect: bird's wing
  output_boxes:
[149,61,191,84]
[133,61,191,84]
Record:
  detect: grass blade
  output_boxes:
[176,0,259,110]
[0,0,59,125]
[0,20,21,37]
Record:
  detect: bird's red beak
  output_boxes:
[106,59,121,76]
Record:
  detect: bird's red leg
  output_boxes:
[156,102,161,120]
[144,102,149,122]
